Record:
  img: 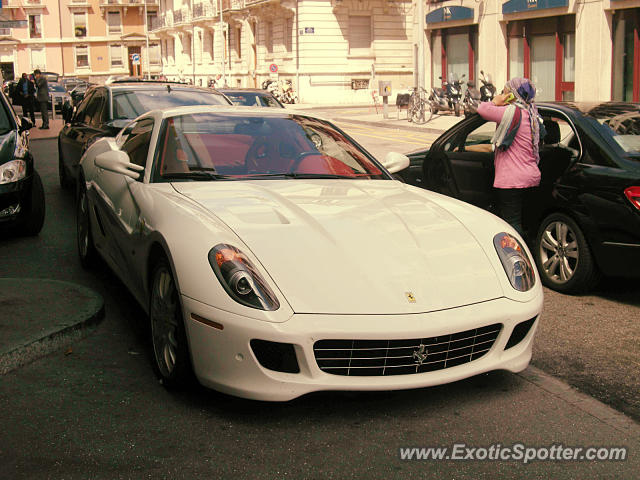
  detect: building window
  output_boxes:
[265,21,273,54]
[203,30,214,63]
[509,37,525,79]
[147,11,157,32]
[110,44,123,68]
[170,38,175,64]
[76,46,89,69]
[74,12,87,38]
[149,43,161,65]
[348,15,371,56]
[431,27,477,87]
[612,9,639,102]
[431,34,442,86]
[183,34,192,63]
[30,48,46,71]
[285,17,293,53]
[236,25,242,60]
[108,11,122,35]
[29,15,42,39]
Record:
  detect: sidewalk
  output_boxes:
[0,279,104,375]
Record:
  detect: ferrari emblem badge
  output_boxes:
[405,292,416,303]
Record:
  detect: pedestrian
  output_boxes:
[33,69,49,130]
[477,77,544,239]
[16,73,36,124]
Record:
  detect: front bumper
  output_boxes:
[182,294,543,401]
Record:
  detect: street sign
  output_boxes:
[131,53,141,65]
[269,63,278,73]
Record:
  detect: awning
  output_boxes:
[502,0,568,15]
[426,6,474,24]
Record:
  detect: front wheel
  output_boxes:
[77,182,99,268]
[454,102,461,117]
[534,213,600,294]
[150,258,194,389]
[17,170,45,236]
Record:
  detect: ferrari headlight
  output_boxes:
[208,244,280,311]
[493,232,536,292]
[0,160,27,184]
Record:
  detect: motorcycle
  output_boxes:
[429,73,465,117]
[463,70,496,116]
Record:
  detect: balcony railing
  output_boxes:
[173,7,191,25]
[193,1,216,19]
[221,0,243,11]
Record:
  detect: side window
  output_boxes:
[443,121,496,152]
[73,90,94,123]
[89,91,106,127]
[121,117,154,177]
[539,112,581,162]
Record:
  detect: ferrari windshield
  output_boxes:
[152,113,386,181]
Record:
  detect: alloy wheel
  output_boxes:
[150,266,180,379]
[538,220,579,284]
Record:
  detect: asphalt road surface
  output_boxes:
[0,135,638,479]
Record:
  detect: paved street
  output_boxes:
[0,122,639,479]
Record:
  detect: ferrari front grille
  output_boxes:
[313,323,502,376]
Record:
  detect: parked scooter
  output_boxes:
[463,71,496,116]
[429,73,466,117]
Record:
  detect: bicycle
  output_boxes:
[407,86,432,124]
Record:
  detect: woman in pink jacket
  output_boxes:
[477,77,542,238]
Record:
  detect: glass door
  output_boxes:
[530,35,556,101]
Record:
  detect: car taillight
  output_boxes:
[624,187,640,211]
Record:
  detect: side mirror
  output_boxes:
[62,101,73,122]
[19,117,33,133]
[94,149,144,179]
[382,151,410,174]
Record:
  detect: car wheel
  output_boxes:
[58,142,73,190]
[149,258,193,389]
[76,182,99,268]
[17,170,45,236]
[535,213,600,294]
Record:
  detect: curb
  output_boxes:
[0,278,105,375]
[331,115,449,135]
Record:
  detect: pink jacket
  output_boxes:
[477,102,541,189]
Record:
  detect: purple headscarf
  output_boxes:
[506,77,541,162]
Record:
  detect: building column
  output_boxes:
[575,1,612,101]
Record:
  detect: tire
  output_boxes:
[76,181,99,269]
[58,142,73,190]
[454,102,461,117]
[534,213,601,294]
[149,257,194,389]
[17,170,45,236]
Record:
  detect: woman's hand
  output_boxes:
[493,92,510,107]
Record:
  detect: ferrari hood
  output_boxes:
[172,180,503,314]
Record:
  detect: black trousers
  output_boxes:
[21,97,36,123]
[496,188,535,239]
[38,100,49,127]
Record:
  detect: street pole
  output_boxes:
[219,0,226,86]
[417,0,425,89]
[144,0,150,79]
[192,0,196,84]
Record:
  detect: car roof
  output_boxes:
[147,104,317,120]
[218,88,272,94]
[537,101,640,118]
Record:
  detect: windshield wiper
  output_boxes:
[240,172,361,179]
[162,171,232,181]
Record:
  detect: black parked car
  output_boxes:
[0,90,44,236]
[399,102,640,293]
[58,81,232,190]
[218,88,284,108]
[69,82,93,106]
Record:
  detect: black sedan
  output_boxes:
[399,102,640,294]
[58,81,231,190]
[0,90,44,236]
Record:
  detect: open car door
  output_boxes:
[423,116,497,213]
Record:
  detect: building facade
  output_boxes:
[1,0,638,102]
[0,0,161,83]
